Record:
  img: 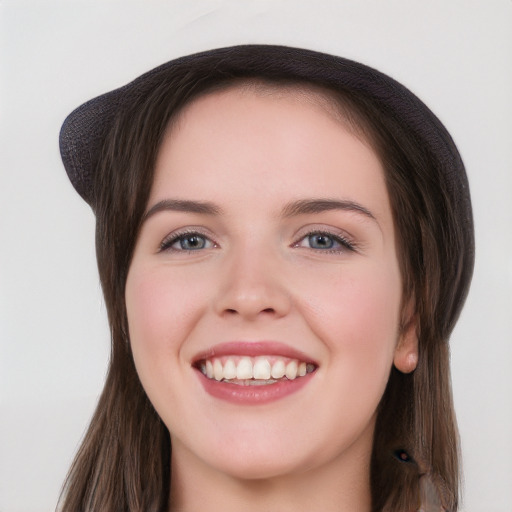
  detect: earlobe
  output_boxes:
[394,314,419,374]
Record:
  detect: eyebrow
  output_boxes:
[143,197,377,226]
[281,198,376,221]
[143,199,223,221]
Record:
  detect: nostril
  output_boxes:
[223,307,276,315]
[216,286,291,319]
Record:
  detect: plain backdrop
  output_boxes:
[1,1,511,511]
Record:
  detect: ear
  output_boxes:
[393,304,419,374]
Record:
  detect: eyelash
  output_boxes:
[159,229,356,254]
[294,230,356,253]
[159,229,216,252]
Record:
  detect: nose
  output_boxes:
[214,246,291,320]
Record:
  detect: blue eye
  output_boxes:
[297,231,355,252]
[175,234,207,250]
[308,233,336,249]
[160,232,214,252]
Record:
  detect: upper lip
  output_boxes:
[191,341,318,365]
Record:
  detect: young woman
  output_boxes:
[58,45,474,512]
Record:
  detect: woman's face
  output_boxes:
[125,85,417,481]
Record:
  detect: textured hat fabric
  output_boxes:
[59,45,470,214]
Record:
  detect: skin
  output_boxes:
[125,85,418,512]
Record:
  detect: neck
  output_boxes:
[169,439,372,512]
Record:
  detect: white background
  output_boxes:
[1,1,511,511]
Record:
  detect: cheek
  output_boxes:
[124,266,203,388]
[346,270,401,348]
[299,260,402,380]
[126,265,205,341]
[278,259,404,461]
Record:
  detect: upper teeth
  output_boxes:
[199,356,314,382]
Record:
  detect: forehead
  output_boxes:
[169,80,372,150]
[157,86,377,187]
[149,85,394,236]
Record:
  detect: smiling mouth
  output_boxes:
[196,355,317,386]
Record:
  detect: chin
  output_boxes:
[207,452,309,481]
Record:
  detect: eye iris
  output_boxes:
[309,234,334,249]
[180,235,205,250]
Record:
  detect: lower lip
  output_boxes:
[196,371,314,405]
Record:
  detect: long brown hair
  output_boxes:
[58,47,474,512]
